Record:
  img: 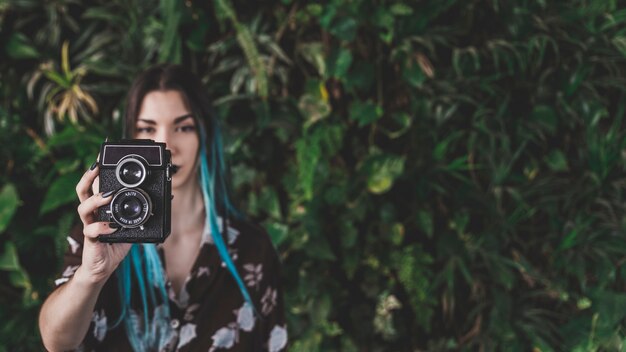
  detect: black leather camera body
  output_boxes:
[96,139,172,243]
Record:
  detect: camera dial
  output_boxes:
[115,155,148,187]
[110,188,153,228]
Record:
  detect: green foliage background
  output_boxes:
[1,0,626,350]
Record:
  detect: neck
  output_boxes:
[170,179,205,238]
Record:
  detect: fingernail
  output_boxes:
[89,161,98,170]
[102,190,115,198]
[108,222,120,229]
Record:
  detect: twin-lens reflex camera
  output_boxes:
[96,139,172,243]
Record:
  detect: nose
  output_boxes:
[153,129,175,153]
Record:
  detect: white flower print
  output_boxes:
[176,283,190,308]
[209,324,238,352]
[92,309,107,342]
[152,304,175,349]
[55,265,80,285]
[261,286,277,316]
[54,277,69,286]
[197,266,210,278]
[220,248,239,267]
[201,216,241,246]
[176,323,197,349]
[237,302,256,332]
[62,265,79,278]
[127,309,144,345]
[168,280,190,309]
[243,263,263,290]
[67,236,80,254]
[208,302,257,351]
[184,303,200,322]
[268,325,288,352]
[226,226,240,244]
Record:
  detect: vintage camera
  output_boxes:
[96,139,172,243]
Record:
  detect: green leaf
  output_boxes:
[9,269,31,291]
[372,7,394,43]
[329,17,358,42]
[326,47,353,80]
[612,36,626,57]
[364,153,405,194]
[82,7,127,25]
[265,221,289,246]
[340,221,358,248]
[433,131,464,161]
[259,187,281,219]
[380,112,412,139]
[215,0,267,97]
[311,294,332,324]
[0,242,20,271]
[306,4,323,16]
[40,172,82,215]
[391,223,404,245]
[0,184,19,233]
[544,150,569,172]
[298,94,331,127]
[159,0,183,63]
[577,297,591,310]
[392,245,434,328]
[318,123,345,156]
[564,68,587,97]
[403,58,427,88]
[186,11,210,52]
[349,100,383,127]
[343,250,360,279]
[344,61,375,92]
[390,3,413,16]
[296,133,321,199]
[5,33,39,59]
[299,42,326,76]
[0,242,33,303]
[559,229,579,250]
[589,290,626,329]
[417,210,433,239]
[304,234,336,261]
[531,105,557,135]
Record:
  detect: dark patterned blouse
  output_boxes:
[53,216,288,352]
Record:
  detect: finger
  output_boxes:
[77,191,114,225]
[76,163,100,203]
[83,221,117,241]
[92,175,100,195]
[89,152,101,195]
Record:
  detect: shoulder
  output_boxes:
[227,216,280,265]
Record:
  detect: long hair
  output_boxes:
[114,64,252,351]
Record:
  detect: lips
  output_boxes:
[171,165,180,174]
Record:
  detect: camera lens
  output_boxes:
[120,163,143,185]
[115,156,147,187]
[120,197,143,219]
[110,188,152,228]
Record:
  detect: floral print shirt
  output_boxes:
[53,216,288,351]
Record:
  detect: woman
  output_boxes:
[39,64,288,351]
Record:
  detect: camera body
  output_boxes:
[96,139,172,243]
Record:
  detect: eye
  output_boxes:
[136,126,155,134]
[176,125,196,133]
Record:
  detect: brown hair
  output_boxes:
[123,64,214,140]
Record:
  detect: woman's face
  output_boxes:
[135,90,200,190]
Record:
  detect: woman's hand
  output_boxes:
[75,163,131,284]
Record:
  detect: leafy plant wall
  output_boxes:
[1,0,626,351]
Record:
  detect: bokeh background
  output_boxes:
[2,0,626,350]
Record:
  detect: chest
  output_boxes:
[162,235,202,294]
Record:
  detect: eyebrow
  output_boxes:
[137,113,194,125]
